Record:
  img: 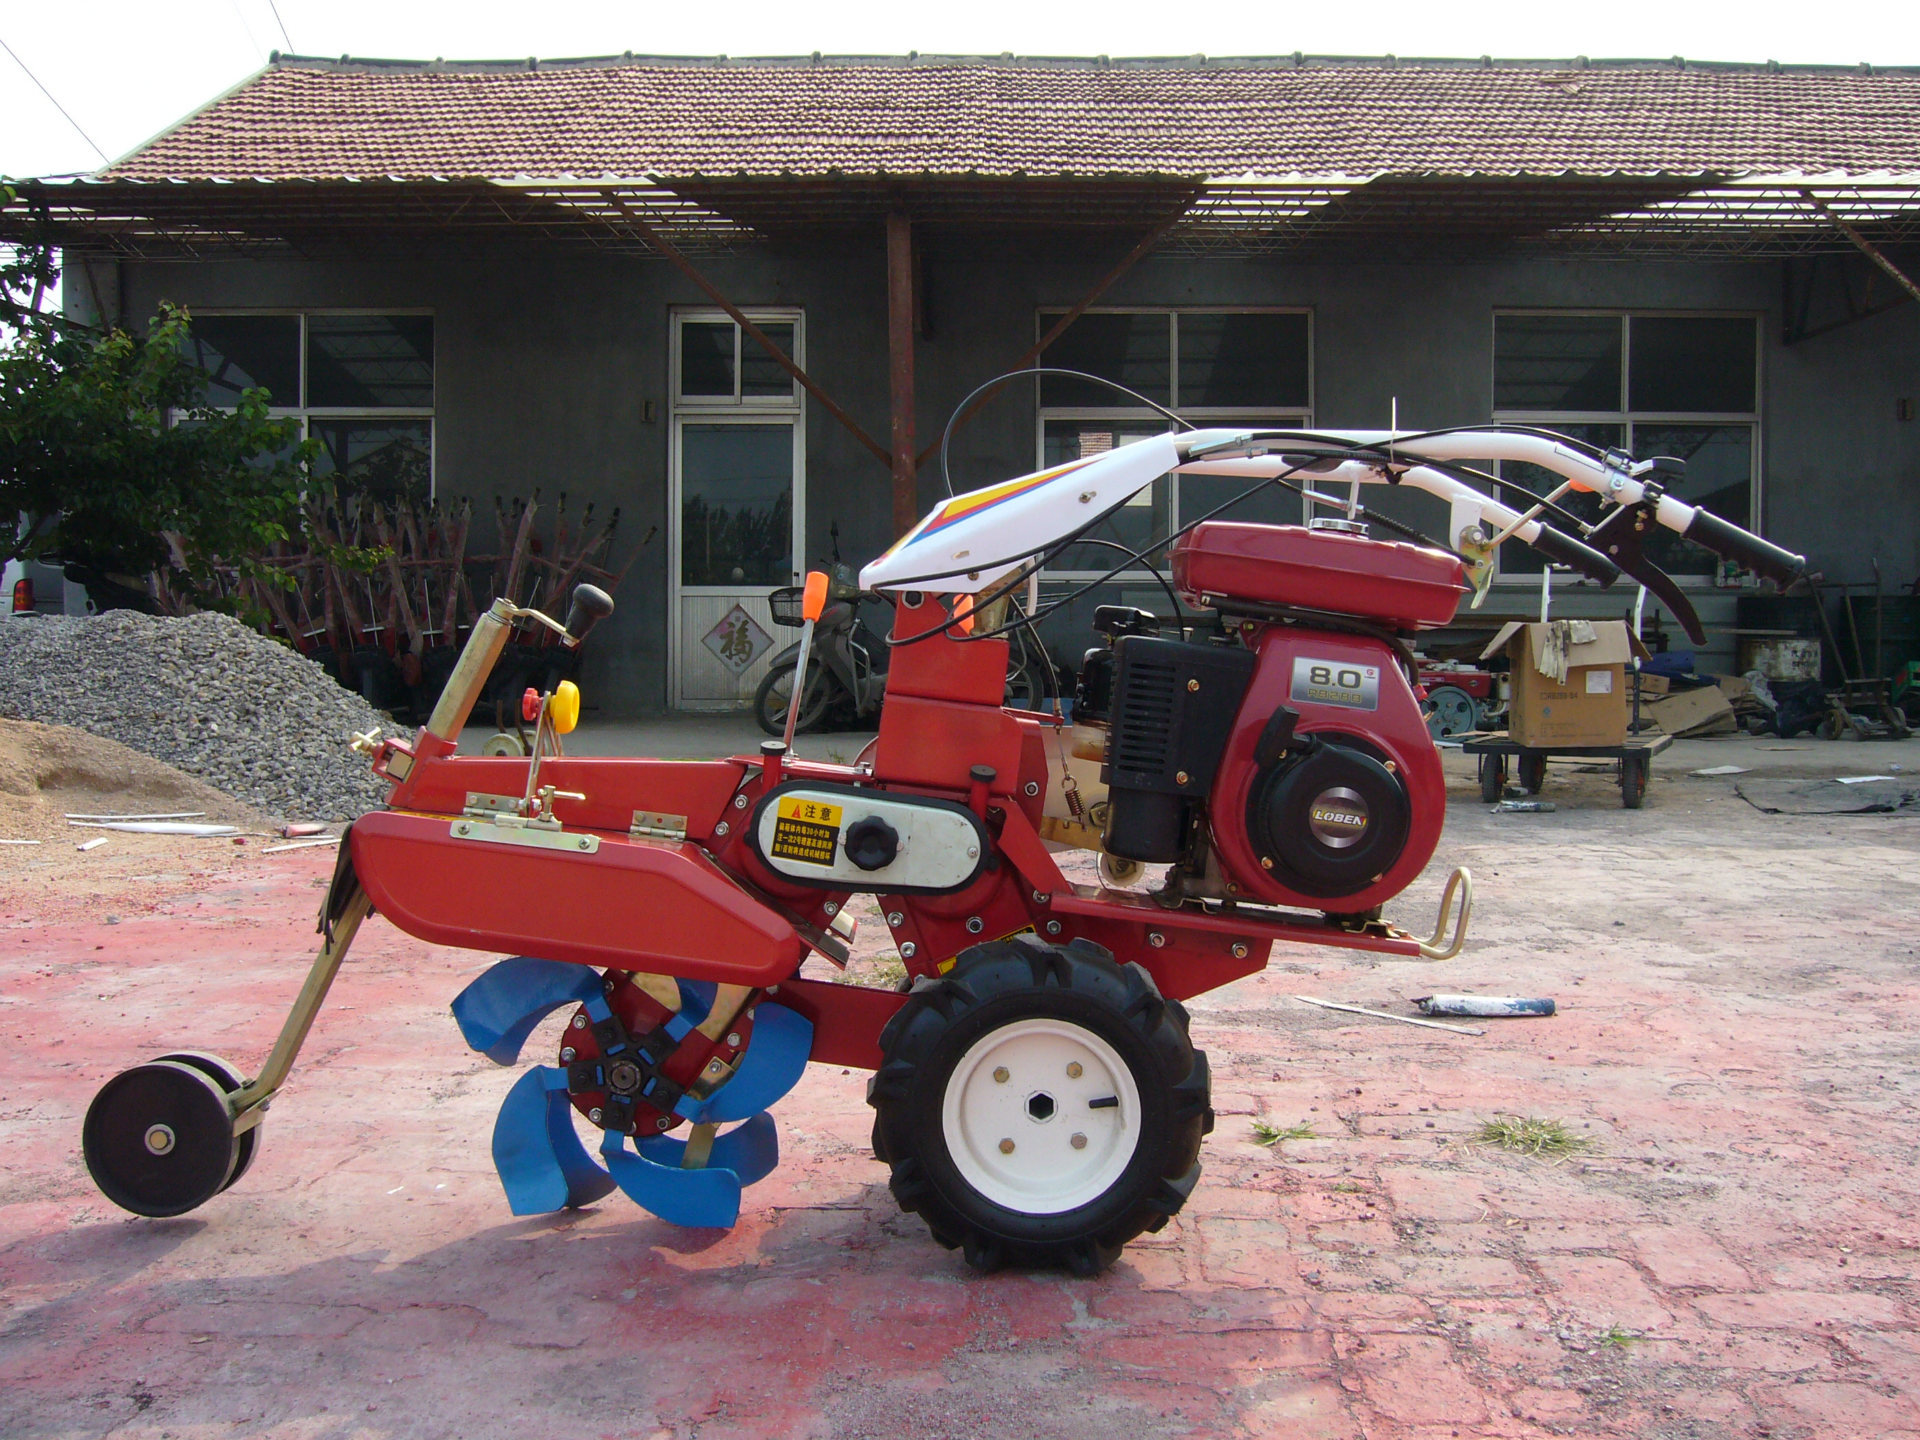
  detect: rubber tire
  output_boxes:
[1478,754,1507,804]
[83,1061,238,1217]
[867,935,1211,1275]
[1621,753,1648,809]
[156,1051,257,1190]
[1518,753,1547,795]
[1004,660,1043,711]
[753,659,833,737]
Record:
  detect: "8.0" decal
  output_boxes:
[1288,656,1381,710]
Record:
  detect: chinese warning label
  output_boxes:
[770,794,843,866]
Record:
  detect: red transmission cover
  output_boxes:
[1171,522,1466,631]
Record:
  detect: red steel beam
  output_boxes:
[886,211,919,537]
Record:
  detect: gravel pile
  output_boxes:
[0,611,395,820]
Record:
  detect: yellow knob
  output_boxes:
[550,680,581,735]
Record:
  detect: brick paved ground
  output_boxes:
[3,755,1918,1439]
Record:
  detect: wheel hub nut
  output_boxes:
[1071,1132,1088,1150]
[606,1060,642,1093]
[999,1138,1015,1154]
[993,1066,1009,1083]
[143,1124,175,1156]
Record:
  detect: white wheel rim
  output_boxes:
[940,1018,1142,1215]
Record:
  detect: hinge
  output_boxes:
[629,811,688,842]
[464,791,525,818]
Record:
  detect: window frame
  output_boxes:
[1035,306,1315,579]
[1490,308,1763,585]
[179,308,437,500]
[670,309,805,413]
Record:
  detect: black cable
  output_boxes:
[939,367,1194,499]
[1051,537,1187,628]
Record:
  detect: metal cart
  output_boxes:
[1462,731,1673,809]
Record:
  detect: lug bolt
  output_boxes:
[1071,1132,1088,1150]
[589,1108,604,1124]
[572,1015,587,1029]
[1045,920,1061,936]
[887,911,904,927]
[994,1066,1010,1083]
[1067,1062,1083,1079]
[999,1138,1015,1154]
[725,1032,741,1048]
[560,1046,577,1063]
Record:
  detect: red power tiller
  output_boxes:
[82,420,1802,1273]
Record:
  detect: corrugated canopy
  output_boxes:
[8,53,1920,260]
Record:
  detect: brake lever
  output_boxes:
[1586,502,1706,644]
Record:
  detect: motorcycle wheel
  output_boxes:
[1004,660,1044,711]
[754,659,835,737]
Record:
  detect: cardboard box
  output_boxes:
[1647,685,1738,737]
[1635,672,1672,698]
[1481,621,1651,747]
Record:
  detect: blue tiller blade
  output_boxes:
[599,1128,743,1228]
[680,1003,814,1124]
[451,957,604,1065]
[491,1066,618,1214]
[637,1111,781,1186]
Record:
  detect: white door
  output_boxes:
[669,309,805,710]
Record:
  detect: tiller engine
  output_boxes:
[82,422,1803,1273]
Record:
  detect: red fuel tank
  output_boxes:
[1171,522,1466,631]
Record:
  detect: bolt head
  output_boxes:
[993,1066,1010,1083]
[999,1138,1015,1154]
[144,1124,175,1156]
[1148,931,1166,948]
[1066,1061,1083,1079]
[1071,1132,1088,1150]
[725,1032,741,1048]
[572,1014,587,1029]
[1260,856,1274,870]
[1175,770,1190,786]
[657,1116,672,1130]
[822,901,838,917]
[966,845,979,859]
[1024,781,1040,796]
[714,821,729,837]
[578,836,592,850]
[1187,678,1200,692]
[887,911,904,927]
[1045,920,1061,936]
[734,794,749,809]
[900,942,917,959]
[966,917,983,933]
[588,1108,603,1124]
[560,1046,577,1062]
[1231,942,1249,960]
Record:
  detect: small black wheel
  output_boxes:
[867,935,1211,1275]
[753,659,833,737]
[84,1061,238,1217]
[1478,754,1507,804]
[1621,753,1648,809]
[155,1051,259,1190]
[1517,753,1547,794]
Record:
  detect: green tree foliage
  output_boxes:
[1,188,318,605]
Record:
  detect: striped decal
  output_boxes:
[887,456,1100,556]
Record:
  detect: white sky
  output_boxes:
[4,0,1920,180]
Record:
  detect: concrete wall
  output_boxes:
[95,240,1919,713]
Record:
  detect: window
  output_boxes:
[1492,312,1758,578]
[181,312,435,503]
[1037,308,1313,573]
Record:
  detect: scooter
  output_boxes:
[80,422,1803,1273]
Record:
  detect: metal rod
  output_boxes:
[425,598,516,742]
[1292,995,1485,1036]
[1800,190,1920,306]
[782,616,818,749]
[231,887,373,1116]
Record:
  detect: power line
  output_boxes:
[0,33,108,164]
[266,0,294,52]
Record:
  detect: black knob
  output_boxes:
[564,584,615,646]
[843,816,900,872]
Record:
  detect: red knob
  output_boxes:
[521,687,542,723]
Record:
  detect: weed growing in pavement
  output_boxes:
[1600,1326,1643,1348]
[1473,1115,1593,1160]
[1252,1121,1317,1147]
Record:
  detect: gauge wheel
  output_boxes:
[84,1061,239,1217]
[1517,753,1548,794]
[1097,852,1146,889]
[155,1051,259,1190]
[867,935,1211,1275]
[481,731,527,757]
[1478,753,1507,804]
[1424,684,1481,739]
[1621,752,1649,809]
[753,659,833,737]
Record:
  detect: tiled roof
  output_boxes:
[104,54,1920,184]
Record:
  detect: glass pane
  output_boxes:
[740,322,795,398]
[1494,315,1622,412]
[680,322,735,398]
[1496,422,1623,575]
[680,424,793,586]
[1632,423,1753,576]
[1039,313,1171,407]
[310,418,432,505]
[1629,317,1756,414]
[306,315,433,408]
[1177,313,1310,408]
[180,315,300,407]
[1042,421,1171,571]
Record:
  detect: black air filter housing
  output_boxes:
[1101,636,1256,861]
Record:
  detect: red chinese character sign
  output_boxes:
[701,605,774,675]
